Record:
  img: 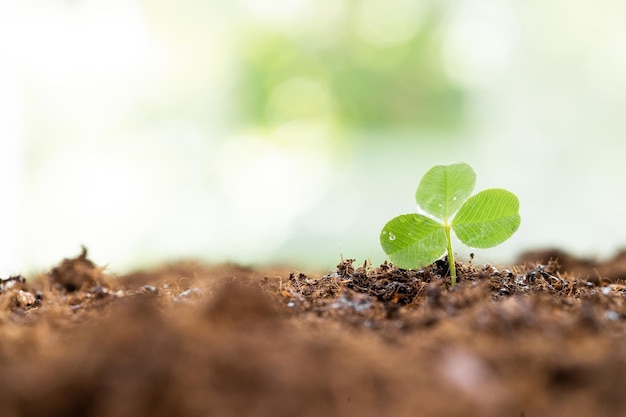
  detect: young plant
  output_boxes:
[380,162,520,286]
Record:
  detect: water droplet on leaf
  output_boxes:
[388,233,396,241]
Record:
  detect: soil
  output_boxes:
[2,247,626,417]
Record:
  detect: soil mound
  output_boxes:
[1,248,625,416]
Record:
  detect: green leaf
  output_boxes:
[452,188,521,248]
[415,163,476,220]
[380,214,447,269]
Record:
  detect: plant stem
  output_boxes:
[444,221,456,286]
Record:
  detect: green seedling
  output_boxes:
[380,162,520,286]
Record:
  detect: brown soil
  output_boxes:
[2,247,626,417]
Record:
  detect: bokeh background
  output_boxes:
[2,0,625,275]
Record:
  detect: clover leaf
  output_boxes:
[380,163,521,286]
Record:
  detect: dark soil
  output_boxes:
[2,247,626,417]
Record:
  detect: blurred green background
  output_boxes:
[1,0,625,274]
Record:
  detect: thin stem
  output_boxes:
[444,221,456,286]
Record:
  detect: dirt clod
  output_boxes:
[49,246,108,292]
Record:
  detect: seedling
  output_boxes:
[380,162,520,286]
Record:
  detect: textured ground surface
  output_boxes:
[2,247,626,417]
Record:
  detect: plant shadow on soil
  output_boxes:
[2,247,626,417]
